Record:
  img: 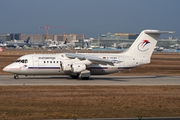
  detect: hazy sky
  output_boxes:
[0,0,179,38]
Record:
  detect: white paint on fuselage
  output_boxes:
[4,53,139,75]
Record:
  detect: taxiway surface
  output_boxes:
[0,75,180,85]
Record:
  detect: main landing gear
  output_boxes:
[80,70,90,80]
[70,70,91,80]
[70,73,79,79]
[14,74,19,79]
[70,74,89,80]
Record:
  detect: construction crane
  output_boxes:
[39,24,69,40]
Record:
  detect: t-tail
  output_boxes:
[86,41,89,47]
[64,38,67,44]
[24,37,30,43]
[122,30,174,64]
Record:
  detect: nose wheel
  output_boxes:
[14,75,19,79]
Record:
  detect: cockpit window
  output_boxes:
[15,59,28,63]
[21,60,25,63]
[24,59,28,63]
[15,59,21,62]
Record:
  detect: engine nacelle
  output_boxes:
[71,63,86,73]
[61,62,72,72]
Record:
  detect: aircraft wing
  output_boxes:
[65,53,121,66]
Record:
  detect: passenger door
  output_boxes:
[33,56,39,69]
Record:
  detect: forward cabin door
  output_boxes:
[32,56,39,70]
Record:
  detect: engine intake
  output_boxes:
[71,63,86,73]
[61,62,72,72]
[61,62,86,73]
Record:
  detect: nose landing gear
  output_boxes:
[14,74,19,79]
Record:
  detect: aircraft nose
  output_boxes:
[3,66,9,72]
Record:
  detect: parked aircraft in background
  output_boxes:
[74,41,92,50]
[3,30,174,79]
[5,37,30,48]
[48,38,73,49]
[48,39,67,49]
[84,41,92,50]
[0,40,6,47]
[29,39,46,48]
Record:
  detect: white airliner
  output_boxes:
[3,30,173,79]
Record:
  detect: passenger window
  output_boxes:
[57,61,58,63]
[15,59,21,62]
[21,60,25,63]
[44,61,46,63]
[50,61,52,63]
[47,61,49,63]
[54,61,55,63]
[25,59,28,63]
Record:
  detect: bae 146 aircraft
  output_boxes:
[3,30,174,79]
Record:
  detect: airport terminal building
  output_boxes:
[97,32,139,48]
[0,32,179,49]
[90,32,180,50]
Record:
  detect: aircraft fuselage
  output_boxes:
[3,53,138,76]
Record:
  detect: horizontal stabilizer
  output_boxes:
[144,30,175,34]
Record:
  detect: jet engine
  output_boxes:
[71,63,86,73]
[61,62,72,72]
[61,62,86,73]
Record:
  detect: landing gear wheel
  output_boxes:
[81,77,89,80]
[14,75,19,79]
[70,74,79,79]
[80,70,90,80]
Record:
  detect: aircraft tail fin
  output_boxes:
[0,40,4,44]
[24,37,30,43]
[14,39,17,42]
[86,41,89,47]
[123,30,174,58]
[64,38,67,44]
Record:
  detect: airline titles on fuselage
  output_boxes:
[39,57,56,60]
